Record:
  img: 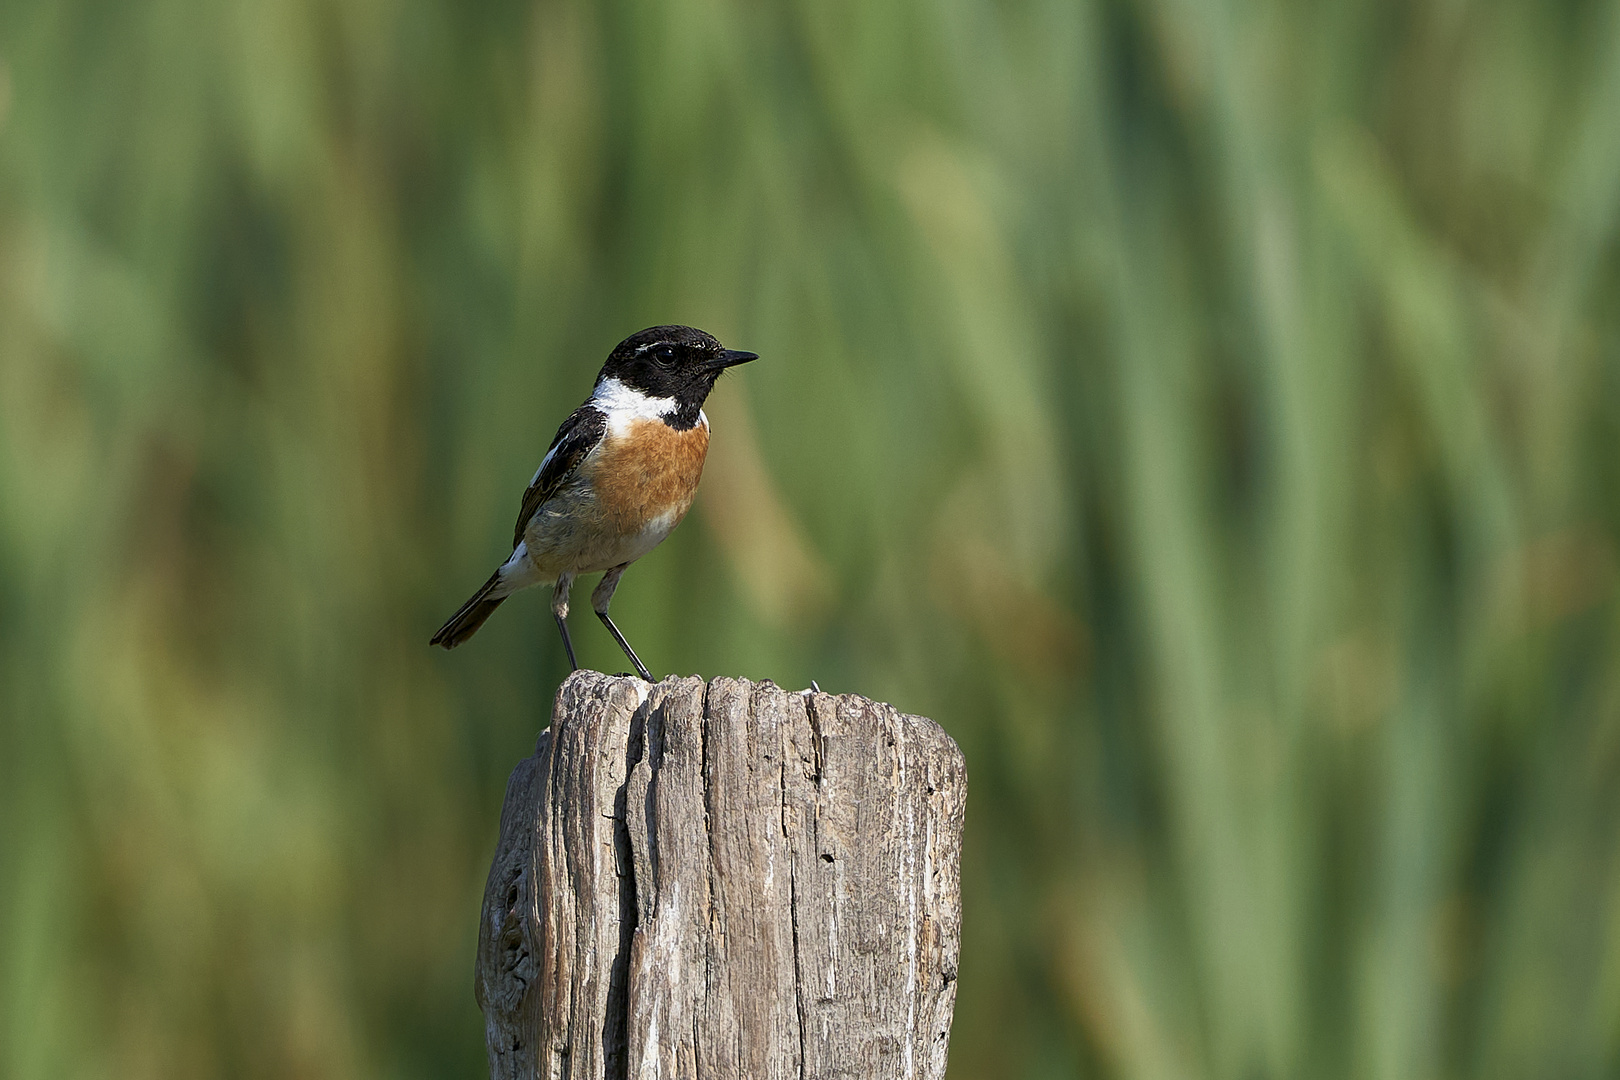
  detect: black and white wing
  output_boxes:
[511,404,608,548]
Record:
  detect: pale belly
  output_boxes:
[519,480,689,577]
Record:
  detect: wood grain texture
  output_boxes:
[475,671,966,1080]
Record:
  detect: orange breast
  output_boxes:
[588,419,710,534]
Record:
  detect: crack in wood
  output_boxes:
[476,672,965,1080]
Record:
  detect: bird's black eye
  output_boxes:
[652,345,677,367]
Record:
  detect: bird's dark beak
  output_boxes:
[709,349,759,370]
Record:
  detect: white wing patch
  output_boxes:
[530,446,556,487]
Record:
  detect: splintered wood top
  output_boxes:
[475,672,967,1080]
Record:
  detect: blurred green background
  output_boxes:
[4,0,1620,1076]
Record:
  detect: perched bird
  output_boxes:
[430,325,757,680]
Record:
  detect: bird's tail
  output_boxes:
[430,570,506,649]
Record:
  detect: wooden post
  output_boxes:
[474,671,967,1080]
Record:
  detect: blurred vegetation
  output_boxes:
[4,0,1620,1076]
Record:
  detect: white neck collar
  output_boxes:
[591,376,677,420]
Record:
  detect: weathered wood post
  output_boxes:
[474,671,967,1080]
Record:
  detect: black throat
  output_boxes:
[665,397,706,431]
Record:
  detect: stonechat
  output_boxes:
[430,325,757,680]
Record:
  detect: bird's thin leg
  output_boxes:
[592,565,652,681]
[551,571,578,671]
